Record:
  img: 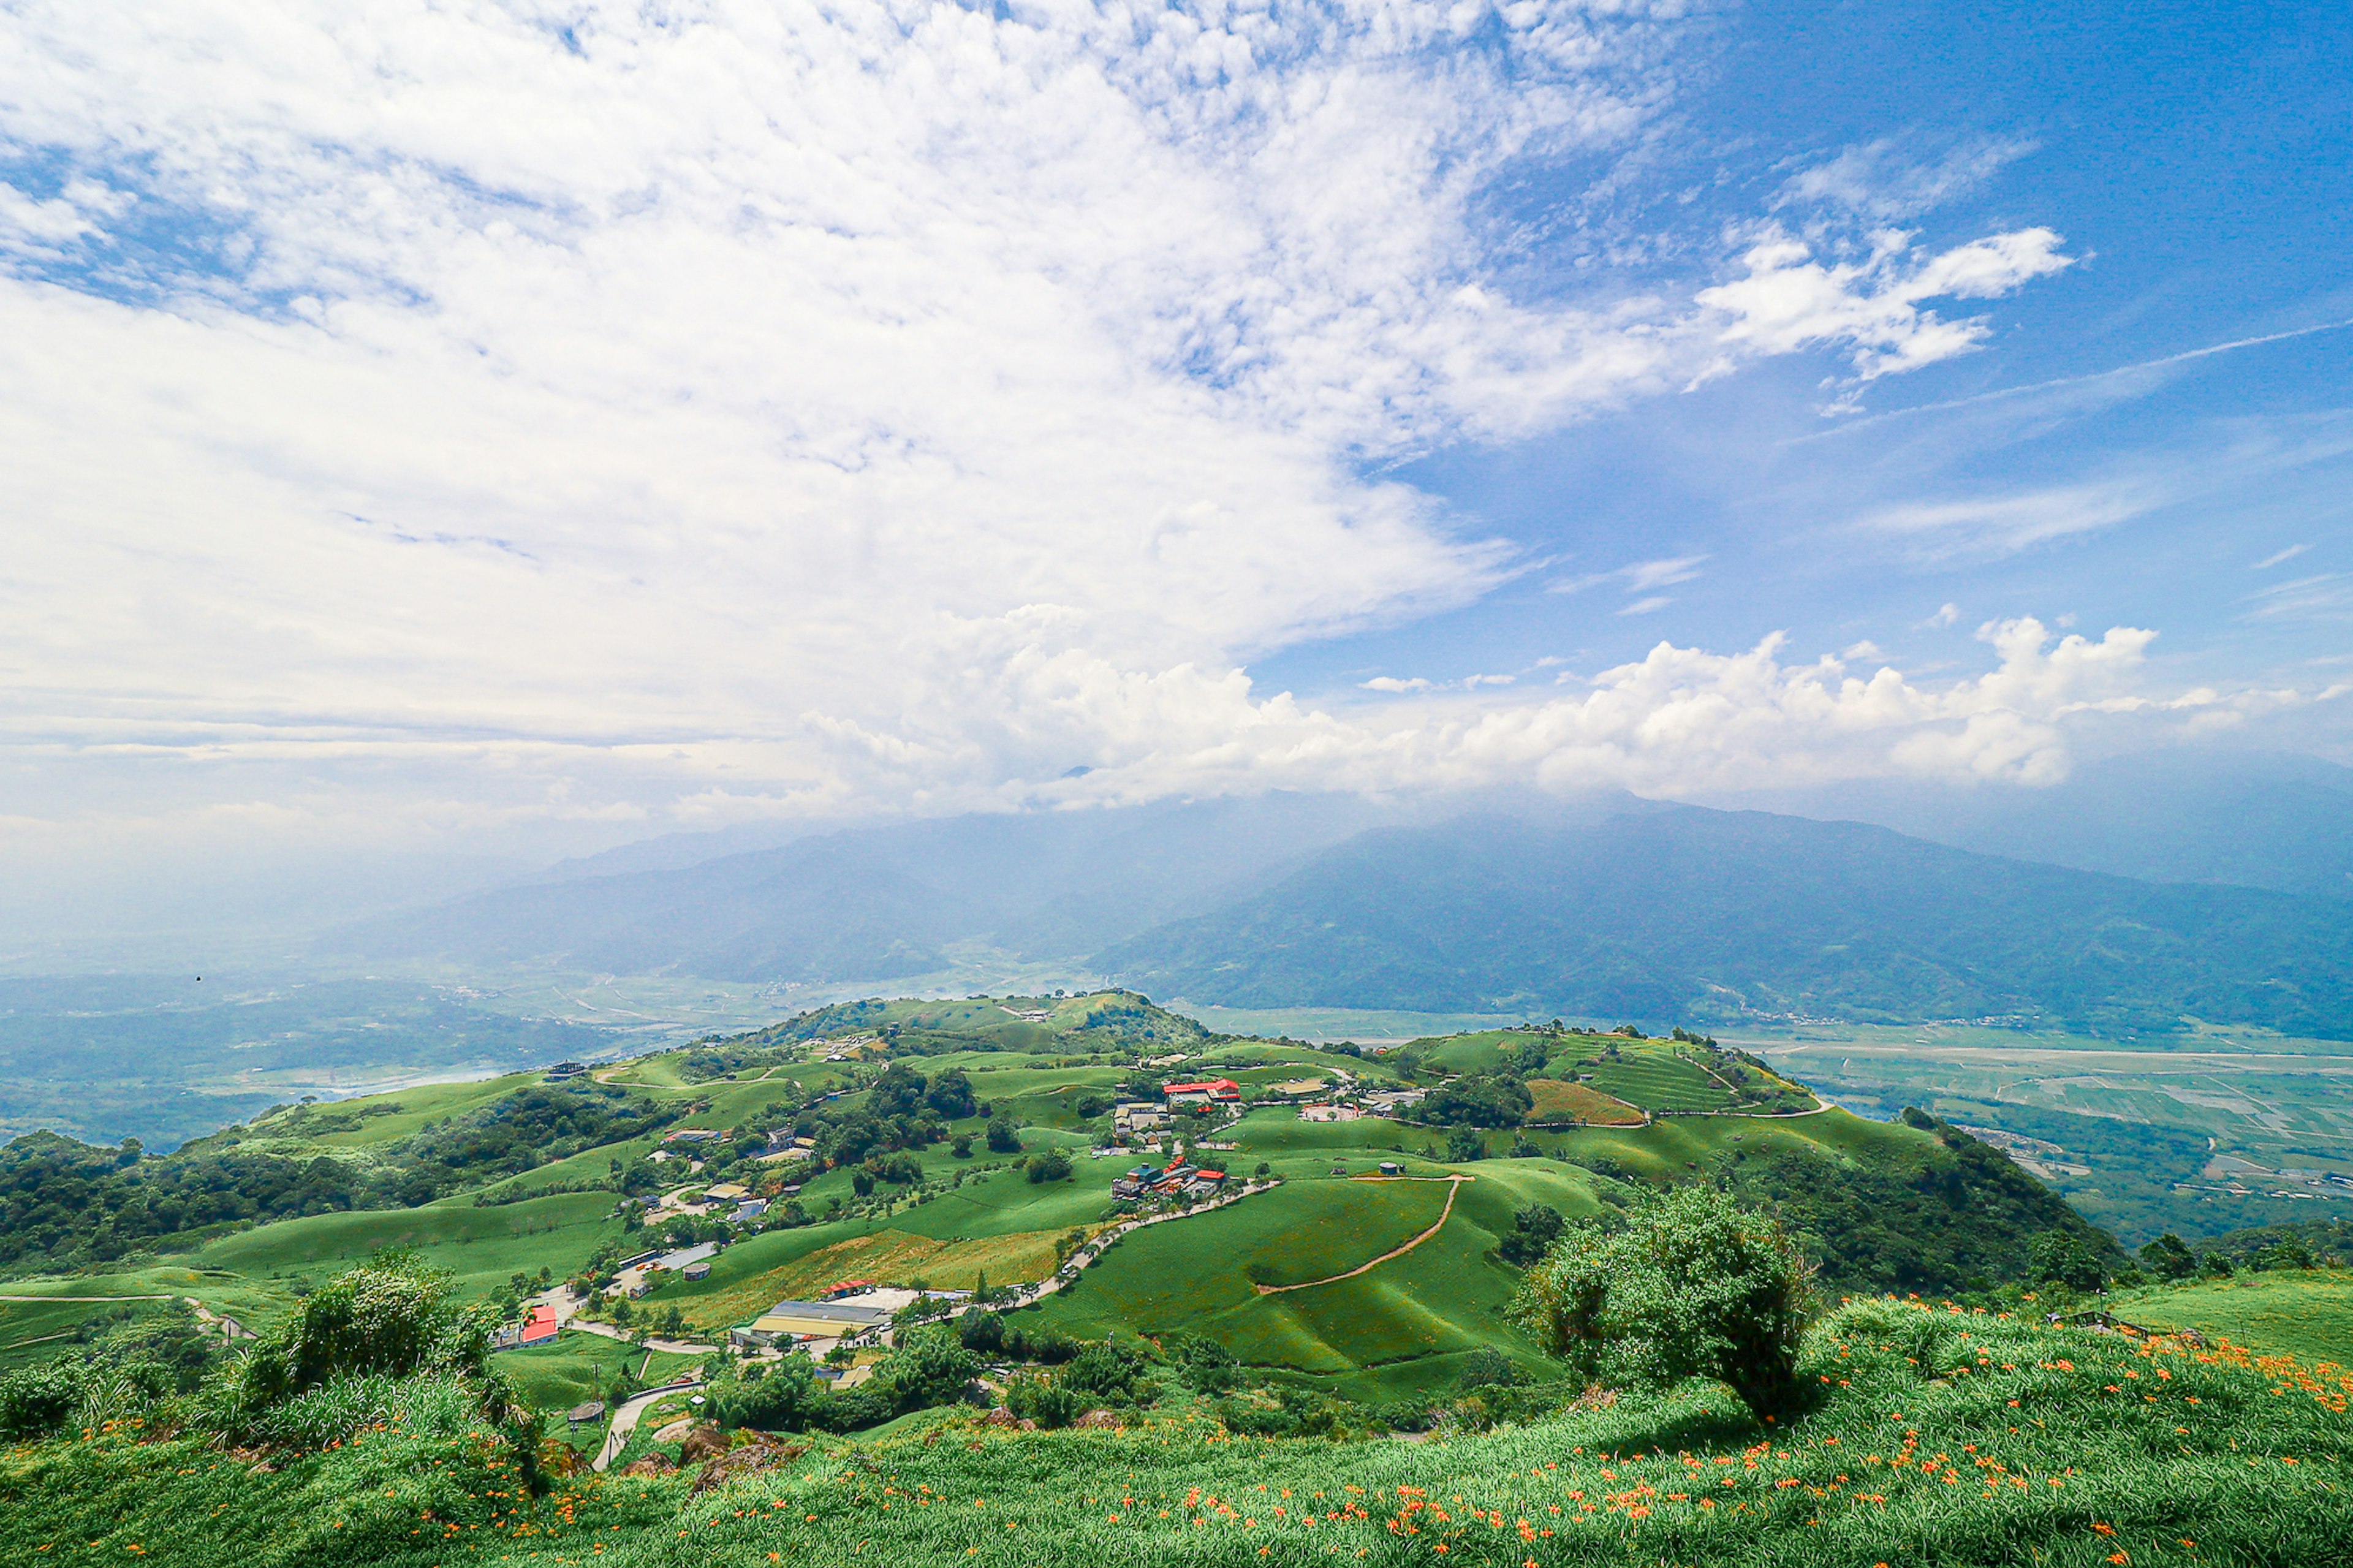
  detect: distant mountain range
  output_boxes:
[1091,806,2353,1038]
[325,776,2353,1040]
[325,792,1419,983]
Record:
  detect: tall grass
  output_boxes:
[8,1297,2350,1567]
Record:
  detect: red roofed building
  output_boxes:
[518,1303,559,1346]
[1163,1078,1241,1105]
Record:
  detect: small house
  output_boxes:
[546,1061,589,1082]
[566,1400,605,1425]
[683,1260,713,1281]
[1377,1161,1403,1176]
[518,1303,560,1346]
[1163,1078,1241,1106]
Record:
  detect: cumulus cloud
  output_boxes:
[0,0,2094,865]
[1697,225,2072,381]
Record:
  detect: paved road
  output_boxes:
[594,1376,705,1472]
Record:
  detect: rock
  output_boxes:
[1072,1409,1120,1430]
[620,1453,676,1477]
[678,1422,729,1463]
[691,1436,809,1495]
[979,1406,1020,1427]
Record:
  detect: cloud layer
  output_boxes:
[0,0,2115,868]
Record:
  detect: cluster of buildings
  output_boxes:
[1110,1160,1226,1202]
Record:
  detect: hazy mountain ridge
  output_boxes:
[1091,806,2353,1038]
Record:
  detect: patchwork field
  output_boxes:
[1523,1078,1645,1124]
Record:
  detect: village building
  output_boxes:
[741,1297,896,1344]
[1162,1078,1241,1106]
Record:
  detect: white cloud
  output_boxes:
[0,1,2090,871]
[1617,596,1675,615]
[1780,134,2039,221]
[2253,543,2311,569]
[1697,225,2072,381]
[1361,676,1437,693]
[1922,603,1961,628]
[1865,480,2157,558]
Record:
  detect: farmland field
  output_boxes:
[1523,1078,1644,1124]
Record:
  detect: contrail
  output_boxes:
[1796,316,2353,439]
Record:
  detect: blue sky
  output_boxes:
[0,0,2346,916]
[1261,0,2353,703]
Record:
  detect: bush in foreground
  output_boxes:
[1515,1184,1814,1420]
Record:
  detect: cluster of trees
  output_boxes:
[709,1324,980,1433]
[0,1131,378,1267]
[1707,1110,2125,1297]
[790,1062,980,1168]
[1420,1074,1535,1129]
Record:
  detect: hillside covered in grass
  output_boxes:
[8,1292,2350,1568]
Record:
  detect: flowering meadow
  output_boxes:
[7,1296,2347,1568]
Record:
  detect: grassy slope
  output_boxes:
[500,1335,702,1421]
[2107,1270,2353,1367]
[11,1297,2352,1568]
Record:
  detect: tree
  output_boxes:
[869,1324,979,1414]
[1496,1203,1564,1266]
[1422,1074,1534,1129]
[1028,1148,1073,1183]
[1447,1127,1488,1162]
[985,1118,1021,1153]
[1514,1185,1814,1422]
[869,1062,929,1121]
[957,1306,1005,1354]
[2028,1230,2107,1293]
[950,1134,973,1159]
[1456,1346,1520,1390]
[2139,1233,2197,1281]
[926,1068,977,1120]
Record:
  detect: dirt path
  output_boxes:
[1252,1175,1468,1295]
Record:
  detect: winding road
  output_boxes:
[594,1376,704,1471]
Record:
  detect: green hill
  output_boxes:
[9,1290,2352,1567]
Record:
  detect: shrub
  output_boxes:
[1004,1373,1083,1428]
[1514,1184,1814,1421]
[1496,1202,1564,1266]
[1027,1149,1073,1183]
[2028,1230,2108,1293]
[1174,1335,1240,1393]
[956,1306,1005,1354]
[2140,1232,2197,1281]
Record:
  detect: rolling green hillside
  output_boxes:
[1094,806,2353,1038]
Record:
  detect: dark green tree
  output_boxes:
[1514,1185,1814,1421]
